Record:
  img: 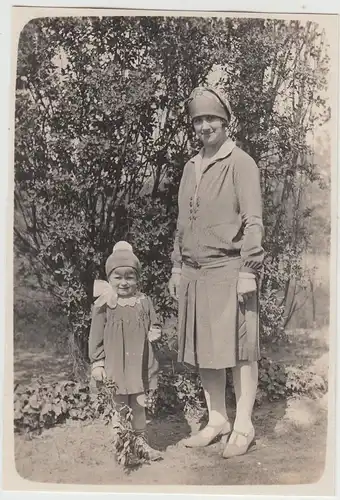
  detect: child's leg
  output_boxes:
[112,394,129,426]
[129,393,162,461]
[129,393,146,433]
[114,394,129,412]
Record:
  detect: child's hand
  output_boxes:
[92,366,107,382]
[148,327,161,343]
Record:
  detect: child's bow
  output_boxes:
[93,280,118,308]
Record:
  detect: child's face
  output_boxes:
[109,267,138,297]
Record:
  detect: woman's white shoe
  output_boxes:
[183,420,231,448]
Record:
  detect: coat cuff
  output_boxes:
[92,359,105,370]
[171,266,182,275]
[239,271,256,279]
[240,266,258,276]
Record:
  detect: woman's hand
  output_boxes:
[148,327,162,343]
[91,366,107,382]
[237,273,257,304]
[168,272,181,301]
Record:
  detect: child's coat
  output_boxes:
[89,293,160,395]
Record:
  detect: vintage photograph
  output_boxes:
[10,9,336,488]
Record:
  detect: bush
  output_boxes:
[145,370,205,419]
[257,357,288,401]
[285,366,327,398]
[13,379,104,434]
[256,357,328,403]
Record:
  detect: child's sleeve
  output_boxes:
[88,304,106,369]
[147,296,162,330]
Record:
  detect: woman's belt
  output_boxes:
[182,251,241,270]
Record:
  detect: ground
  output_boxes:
[13,316,329,486]
[15,404,327,486]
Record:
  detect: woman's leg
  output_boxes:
[231,360,258,432]
[222,360,258,457]
[184,368,231,447]
[199,367,229,426]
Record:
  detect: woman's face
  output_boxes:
[109,267,138,297]
[193,115,227,148]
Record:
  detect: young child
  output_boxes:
[88,241,162,461]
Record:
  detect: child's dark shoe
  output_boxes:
[135,434,163,462]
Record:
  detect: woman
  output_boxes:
[168,87,264,458]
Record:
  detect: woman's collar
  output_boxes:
[190,137,236,168]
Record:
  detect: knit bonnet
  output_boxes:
[105,241,141,277]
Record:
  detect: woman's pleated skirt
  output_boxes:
[177,257,261,369]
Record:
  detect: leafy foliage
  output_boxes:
[14,379,95,434]
[112,410,153,467]
[96,379,155,467]
[256,357,328,403]
[145,370,205,419]
[285,365,327,397]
